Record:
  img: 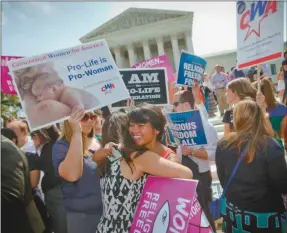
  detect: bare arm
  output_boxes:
[58,132,83,182]
[30,170,40,189]
[58,107,85,182]
[166,153,180,163]
[181,146,208,160]
[134,151,193,179]
[93,148,111,165]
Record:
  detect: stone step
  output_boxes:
[208,117,223,126]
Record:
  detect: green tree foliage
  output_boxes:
[1,91,22,122]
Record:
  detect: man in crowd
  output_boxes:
[1,135,45,233]
[7,120,36,153]
[211,64,229,117]
[172,84,218,231]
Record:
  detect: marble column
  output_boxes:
[113,47,123,68]
[127,44,137,66]
[185,32,194,54]
[156,37,165,56]
[142,40,151,60]
[170,35,180,70]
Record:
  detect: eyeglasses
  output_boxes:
[81,114,97,122]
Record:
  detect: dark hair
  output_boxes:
[179,90,195,109]
[101,111,129,146]
[100,106,111,119]
[1,128,18,145]
[98,111,146,176]
[45,125,60,142]
[128,103,166,141]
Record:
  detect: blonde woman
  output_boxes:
[52,107,102,233]
[223,78,257,135]
[216,99,287,232]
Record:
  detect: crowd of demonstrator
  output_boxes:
[1,54,287,233]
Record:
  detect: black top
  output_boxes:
[222,108,234,131]
[25,152,41,171]
[1,136,45,233]
[216,136,287,213]
[39,141,62,193]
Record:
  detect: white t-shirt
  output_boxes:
[21,136,36,153]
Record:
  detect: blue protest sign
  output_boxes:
[177,52,207,87]
[166,110,207,146]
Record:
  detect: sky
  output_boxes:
[2,1,287,57]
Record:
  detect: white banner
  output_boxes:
[8,40,130,130]
[236,0,284,69]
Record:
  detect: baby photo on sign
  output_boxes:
[13,62,100,129]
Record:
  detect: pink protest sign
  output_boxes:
[1,56,23,95]
[131,55,175,83]
[187,194,214,233]
[130,176,198,233]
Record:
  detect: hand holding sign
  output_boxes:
[126,98,135,108]
[68,106,85,133]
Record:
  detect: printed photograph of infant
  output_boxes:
[13,62,100,129]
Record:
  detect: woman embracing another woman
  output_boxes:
[94,105,193,233]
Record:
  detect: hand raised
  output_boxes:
[68,106,85,133]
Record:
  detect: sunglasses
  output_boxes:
[81,114,97,122]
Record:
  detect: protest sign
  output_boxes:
[8,39,130,131]
[130,176,198,233]
[166,110,207,146]
[177,51,207,87]
[187,194,214,233]
[112,68,169,107]
[131,55,175,83]
[236,0,284,69]
[1,56,23,95]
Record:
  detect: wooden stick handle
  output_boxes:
[257,64,261,93]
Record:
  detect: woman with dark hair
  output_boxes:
[127,103,179,162]
[52,108,103,233]
[216,99,287,232]
[95,109,193,233]
[252,77,287,149]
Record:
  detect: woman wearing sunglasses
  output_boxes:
[52,107,103,233]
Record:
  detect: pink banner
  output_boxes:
[130,176,212,233]
[187,194,214,233]
[1,56,23,95]
[131,55,175,83]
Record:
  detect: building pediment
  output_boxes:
[80,8,192,41]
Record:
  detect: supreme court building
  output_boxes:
[80,8,194,71]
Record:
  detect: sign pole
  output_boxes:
[257,64,261,93]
